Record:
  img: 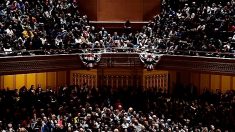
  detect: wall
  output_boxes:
[2,69,234,94]
[96,67,169,92]
[78,0,161,21]
[143,0,161,20]
[97,67,143,91]
[97,0,143,21]
[70,69,98,88]
[70,68,169,92]
[143,70,168,91]
[0,68,169,92]
[77,0,97,20]
[0,71,68,90]
[169,71,235,94]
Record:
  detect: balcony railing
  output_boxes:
[0,48,235,59]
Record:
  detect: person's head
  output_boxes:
[30,85,35,89]
[79,128,85,132]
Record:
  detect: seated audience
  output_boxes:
[0,84,234,131]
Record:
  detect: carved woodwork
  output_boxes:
[0,54,235,76]
[157,55,235,74]
[0,55,82,75]
[72,73,97,88]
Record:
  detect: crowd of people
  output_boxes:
[153,0,235,57]
[1,0,235,131]
[0,0,90,54]
[0,84,234,131]
[1,0,235,57]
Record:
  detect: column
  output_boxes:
[126,76,129,87]
[153,75,156,88]
[106,76,109,86]
[79,74,82,86]
[146,76,149,89]
[157,75,159,90]
[150,75,153,88]
[131,76,133,87]
[121,76,124,88]
[73,73,76,85]
[111,76,114,88]
[116,76,119,89]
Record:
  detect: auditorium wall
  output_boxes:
[70,69,98,88]
[78,0,161,21]
[169,71,235,94]
[1,69,234,94]
[143,0,161,20]
[77,0,97,20]
[0,69,169,91]
[97,0,143,21]
[143,70,168,91]
[0,71,68,90]
[98,67,143,91]
[69,68,169,91]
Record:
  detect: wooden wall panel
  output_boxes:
[100,67,143,90]
[98,0,128,21]
[46,72,57,89]
[1,69,235,95]
[36,73,46,89]
[70,69,98,88]
[143,70,168,91]
[200,74,210,93]
[101,68,135,75]
[143,0,161,21]
[0,76,4,89]
[221,76,231,92]
[123,0,143,21]
[57,71,67,87]
[179,71,190,85]
[210,75,221,93]
[77,0,97,20]
[232,77,235,90]
[169,71,176,94]
[0,71,68,90]
[169,71,235,94]
[190,73,200,91]
[79,0,161,21]
[0,76,1,89]
[3,75,14,90]
[26,73,36,89]
[16,74,25,89]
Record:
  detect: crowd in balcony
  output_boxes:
[0,0,90,55]
[151,0,235,57]
[0,84,234,131]
[0,0,235,57]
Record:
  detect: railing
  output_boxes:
[0,48,235,58]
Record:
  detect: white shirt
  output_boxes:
[5,28,14,37]
[40,37,47,45]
